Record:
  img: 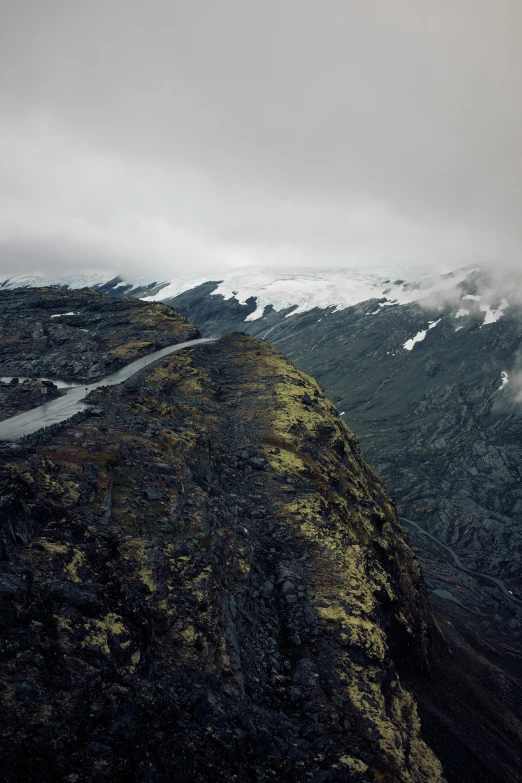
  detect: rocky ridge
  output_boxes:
[0,327,447,782]
[1,291,521,782]
[163,275,522,590]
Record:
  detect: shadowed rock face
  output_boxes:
[0,292,521,782]
[165,285,522,783]
[0,327,444,781]
[0,287,198,384]
[165,283,522,606]
[162,280,259,335]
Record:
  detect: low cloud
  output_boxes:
[0,114,518,282]
[508,372,522,404]
[1,2,522,281]
[411,266,522,317]
[493,349,522,408]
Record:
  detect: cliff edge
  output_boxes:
[0,292,520,782]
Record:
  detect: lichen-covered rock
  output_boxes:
[0,328,447,782]
[165,278,522,586]
[1,296,521,783]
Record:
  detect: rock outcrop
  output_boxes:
[1,291,521,782]
[164,278,522,610]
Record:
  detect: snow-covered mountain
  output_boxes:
[142,266,461,314]
[0,272,170,300]
[0,271,119,290]
[1,264,513,330]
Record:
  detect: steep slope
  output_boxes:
[164,274,522,591]
[0,336,446,782]
[0,293,451,782]
[1,289,522,782]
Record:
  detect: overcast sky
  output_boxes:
[0,0,521,280]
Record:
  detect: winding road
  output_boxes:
[0,337,216,442]
[400,516,522,605]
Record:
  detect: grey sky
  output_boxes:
[0,1,521,279]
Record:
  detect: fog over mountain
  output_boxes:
[1,1,522,279]
[3,8,522,777]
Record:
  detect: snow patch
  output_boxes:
[142,266,478,321]
[403,319,441,351]
[141,276,218,301]
[480,298,509,327]
[0,272,116,290]
[246,304,268,321]
[50,312,79,318]
[404,330,428,351]
[454,309,470,318]
[499,371,509,390]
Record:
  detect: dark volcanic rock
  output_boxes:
[165,274,522,589]
[1,289,521,783]
[0,327,450,783]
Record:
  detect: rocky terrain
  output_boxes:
[164,273,522,594]
[1,289,521,782]
[161,274,522,779]
[0,287,198,383]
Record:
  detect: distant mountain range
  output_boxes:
[0,264,511,327]
[3,265,522,608]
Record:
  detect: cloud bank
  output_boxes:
[1,1,521,279]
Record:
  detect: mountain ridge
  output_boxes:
[1,288,522,781]
[0,290,446,781]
